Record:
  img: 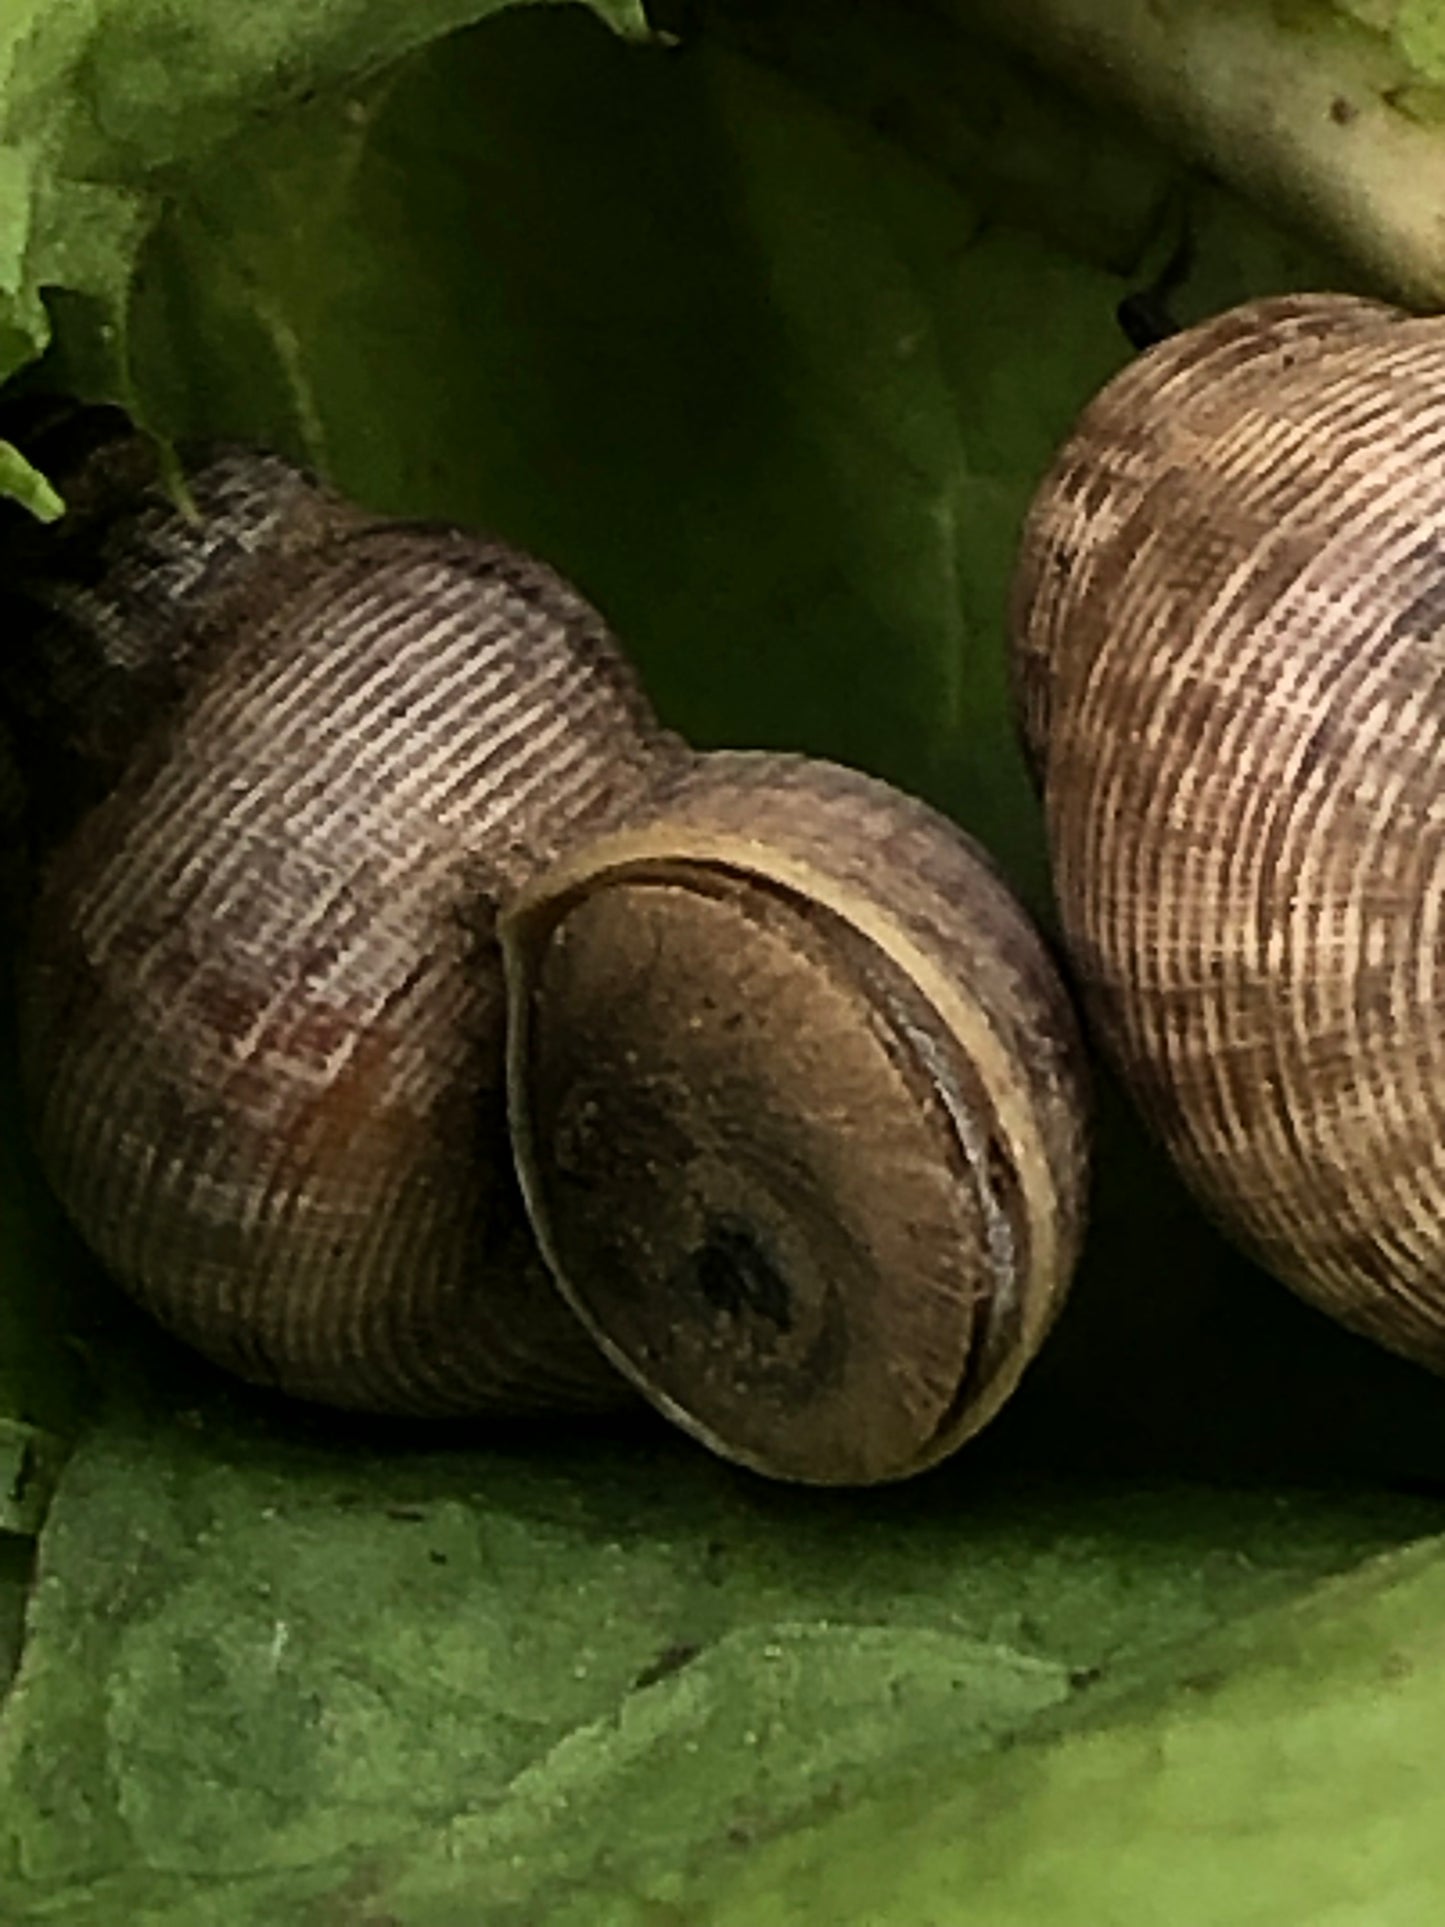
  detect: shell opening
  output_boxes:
[501,839,1044,1485]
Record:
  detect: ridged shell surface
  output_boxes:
[1012,292,1445,1369]
[18,474,671,1414]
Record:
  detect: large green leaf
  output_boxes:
[0,0,651,497]
[2,1390,1438,1920]
[5,2,1445,1922]
[650,1535,1445,1927]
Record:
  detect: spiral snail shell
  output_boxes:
[1012,292,1445,1374]
[7,409,667,1417]
[3,407,1089,1480]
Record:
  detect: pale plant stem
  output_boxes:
[962,0,1445,306]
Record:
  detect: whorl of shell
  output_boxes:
[7,423,674,1413]
[1011,292,1445,1369]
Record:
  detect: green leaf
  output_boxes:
[0,1395,1437,1919]
[0,445,62,521]
[957,0,1445,304]
[660,1539,1445,1927]
[0,0,653,486]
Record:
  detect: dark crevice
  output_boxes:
[0,1531,37,1699]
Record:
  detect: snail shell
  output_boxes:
[6,412,1090,1475]
[1011,292,1445,1372]
[502,751,1089,1484]
[8,422,671,1414]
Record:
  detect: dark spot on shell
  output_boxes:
[682,1218,793,1332]
[1384,540,1445,645]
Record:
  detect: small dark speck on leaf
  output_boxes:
[385,1505,426,1523]
[1330,95,1358,125]
[1181,1668,1226,1695]
[428,1549,448,1566]
[1069,1663,1103,1689]
[307,1860,401,1927]
[633,1640,702,1690]
[9,1440,35,1506]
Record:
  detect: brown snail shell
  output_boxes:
[5,411,1090,1475]
[1011,292,1445,1373]
[9,420,670,1414]
[502,751,1089,1484]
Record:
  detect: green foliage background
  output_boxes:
[3,2,1445,1920]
